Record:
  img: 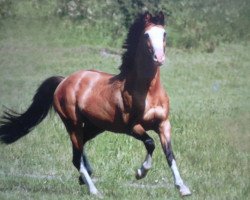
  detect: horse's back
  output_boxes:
[53,70,125,130]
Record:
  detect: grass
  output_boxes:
[0,18,249,200]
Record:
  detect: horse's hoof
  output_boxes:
[135,168,148,180]
[90,189,103,199]
[178,184,192,197]
[135,169,142,179]
[135,169,144,180]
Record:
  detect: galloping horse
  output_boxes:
[0,12,191,197]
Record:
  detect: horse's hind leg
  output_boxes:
[82,149,93,176]
[69,126,102,197]
[131,124,155,179]
[72,146,93,185]
[72,143,92,173]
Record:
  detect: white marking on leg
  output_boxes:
[136,154,152,179]
[171,159,184,186]
[171,159,191,196]
[79,157,101,196]
[143,154,152,169]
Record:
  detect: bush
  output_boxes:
[1,0,250,49]
[0,0,13,18]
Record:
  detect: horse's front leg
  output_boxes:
[131,124,155,179]
[158,119,191,196]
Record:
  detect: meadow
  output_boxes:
[0,11,250,200]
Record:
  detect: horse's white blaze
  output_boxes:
[145,26,165,62]
[146,26,165,49]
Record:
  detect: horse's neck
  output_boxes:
[134,47,162,92]
[134,66,161,95]
[122,62,161,107]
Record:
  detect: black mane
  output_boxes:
[119,13,146,75]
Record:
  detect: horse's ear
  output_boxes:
[144,11,152,26]
[157,11,165,26]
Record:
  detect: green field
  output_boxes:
[0,8,250,200]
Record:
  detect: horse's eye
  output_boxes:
[144,33,149,40]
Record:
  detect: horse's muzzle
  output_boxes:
[153,50,165,66]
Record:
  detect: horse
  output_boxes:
[0,12,191,197]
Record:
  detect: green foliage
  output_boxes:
[166,0,250,50]
[0,0,13,18]
[55,0,162,26]
[1,0,250,49]
[54,0,250,50]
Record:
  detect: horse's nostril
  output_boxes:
[153,54,158,61]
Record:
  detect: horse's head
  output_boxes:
[120,12,167,74]
[141,12,166,66]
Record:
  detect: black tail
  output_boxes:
[0,76,64,144]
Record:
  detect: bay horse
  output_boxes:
[0,12,191,197]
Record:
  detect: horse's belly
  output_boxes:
[81,105,128,133]
[78,88,128,132]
